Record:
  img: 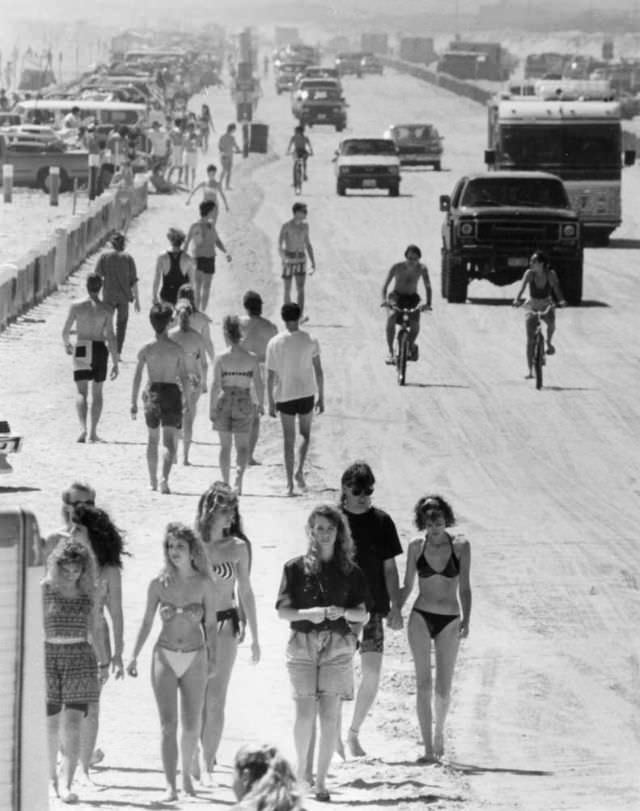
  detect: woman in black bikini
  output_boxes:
[195,482,260,782]
[399,495,471,762]
[126,523,217,802]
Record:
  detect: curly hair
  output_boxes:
[162,522,211,578]
[195,482,252,569]
[44,537,98,601]
[234,744,301,811]
[304,504,355,576]
[72,504,129,569]
[414,494,456,530]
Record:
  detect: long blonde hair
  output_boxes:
[44,537,98,601]
[161,522,211,579]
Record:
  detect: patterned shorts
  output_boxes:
[46,642,100,706]
[360,612,385,654]
[282,252,307,279]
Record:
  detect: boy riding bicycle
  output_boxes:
[286,125,313,182]
[381,245,432,364]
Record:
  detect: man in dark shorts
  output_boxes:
[381,244,432,364]
[185,200,232,312]
[130,303,189,494]
[95,231,140,358]
[266,302,324,496]
[62,273,119,443]
[339,461,403,757]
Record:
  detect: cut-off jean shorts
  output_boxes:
[286,629,357,700]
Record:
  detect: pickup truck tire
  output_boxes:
[337,181,347,196]
[441,250,450,298]
[561,260,583,305]
[433,161,441,171]
[447,256,468,303]
[335,123,345,132]
[38,167,71,194]
[389,183,400,197]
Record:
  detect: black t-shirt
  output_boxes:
[276,555,369,635]
[343,507,403,615]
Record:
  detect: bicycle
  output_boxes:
[382,301,429,386]
[291,151,309,195]
[513,301,555,390]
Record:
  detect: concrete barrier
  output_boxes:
[382,56,493,106]
[0,180,148,332]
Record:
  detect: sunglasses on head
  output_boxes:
[350,487,374,497]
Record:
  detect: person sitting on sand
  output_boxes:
[231,744,301,811]
[130,303,190,494]
[399,494,471,762]
[127,523,217,803]
[149,164,189,194]
[169,299,208,466]
[62,273,119,443]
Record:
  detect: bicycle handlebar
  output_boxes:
[512,299,556,317]
[381,302,430,314]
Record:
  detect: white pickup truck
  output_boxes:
[333,137,401,197]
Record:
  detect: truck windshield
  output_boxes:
[393,125,434,141]
[343,140,397,155]
[461,178,570,208]
[499,123,620,170]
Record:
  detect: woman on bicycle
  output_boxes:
[286,125,313,182]
[399,494,471,763]
[513,251,566,378]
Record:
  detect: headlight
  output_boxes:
[459,222,474,236]
[562,224,577,237]
[387,166,399,174]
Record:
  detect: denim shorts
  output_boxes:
[286,629,356,700]
[212,386,254,433]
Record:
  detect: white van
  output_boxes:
[15,100,147,130]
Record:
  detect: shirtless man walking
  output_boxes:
[185,200,232,312]
[381,244,432,364]
[62,273,119,443]
[218,123,241,190]
[169,299,208,466]
[130,303,190,494]
[278,202,316,319]
[240,290,277,465]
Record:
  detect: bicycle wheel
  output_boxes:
[293,160,302,194]
[533,332,544,390]
[396,330,408,386]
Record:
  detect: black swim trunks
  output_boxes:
[389,291,421,324]
[276,396,315,416]
[143,383,183,429]
[196,256,216,275]
[73,341,109,383]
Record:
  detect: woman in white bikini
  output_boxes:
[127,523,217,802]
[195,482,260,782]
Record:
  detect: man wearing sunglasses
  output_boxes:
[339,461,403,757]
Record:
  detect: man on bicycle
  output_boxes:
[381,245,432,364]
[513,250,566,378]
[286,124,313,182]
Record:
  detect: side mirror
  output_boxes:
[484,149,496,166]
[624,149,636,166]
[439,195,451,212]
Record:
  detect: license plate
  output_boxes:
[507,257,528,268]
[362,179,376,188]
[316,114,326,119]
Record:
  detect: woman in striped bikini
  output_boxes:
[195,482,260,781]
[126,523,217,802]
[399,495,472,763]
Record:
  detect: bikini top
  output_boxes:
[529,273,552,300]
[221,369,253,378]
[159,601,204,623]
[416,537,460,579]
[211,561,236,581]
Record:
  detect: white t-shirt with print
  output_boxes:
[266,329,320,403]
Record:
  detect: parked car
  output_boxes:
[0,132,89,192]
[360,53,384,75]
[384,122,443,170]
[335,52,364,76]
[333,137,400,196]
[439,171,583,303]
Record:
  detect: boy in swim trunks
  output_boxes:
[62,273,119,443]
[186,164,230,219]
[185,200,232,312]
[278,202,316,319]
[169,299,208,466]
[130,303,190,494]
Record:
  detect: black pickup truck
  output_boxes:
[439,171,583,304]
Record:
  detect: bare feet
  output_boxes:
[287,481,295,497]
[249,457,261,466]
[160,480,171,495]
[433,730,444,758]
[295,471,307,491]
[88,435,106,443]
[525,371,534,379]
[77,432,87,443]
[416,752,438,764]
[49,777,59,798]
[149,477,158,491]
[335,737,346,760]
[183,458,191,466]
[160,787,178,803]
[182,776,196,796]
[191,749,201,781]
[347,728,366,757]
[59,787,79,804]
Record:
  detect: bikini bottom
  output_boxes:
[154,644,205,679]
[412,609,459,639]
